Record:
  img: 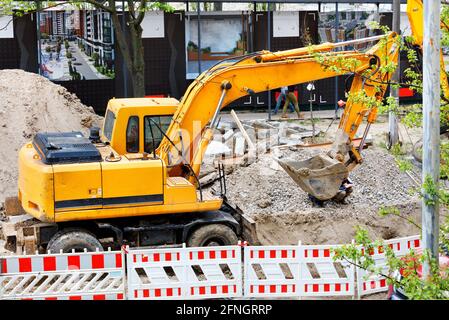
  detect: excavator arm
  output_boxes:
[156,32,400,201]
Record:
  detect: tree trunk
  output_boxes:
[130,24,146,97]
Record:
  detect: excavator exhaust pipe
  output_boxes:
[277,154,349,201]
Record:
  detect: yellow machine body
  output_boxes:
[18,98,221,223]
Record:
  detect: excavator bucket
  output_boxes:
[277,154,349,201]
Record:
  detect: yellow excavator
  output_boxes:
[0,0,441,253]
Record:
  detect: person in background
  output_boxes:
[281,85,303,119]
[272,86,295,115]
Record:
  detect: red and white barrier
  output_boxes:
[356,235,421,297]
[244,246,300,298]
[299,244,355,297]
[0,249,125,300]
[127,245,242,300]
[0,234,422,300]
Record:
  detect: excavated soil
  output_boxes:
[213,146,422,245]
[0,70,102,203]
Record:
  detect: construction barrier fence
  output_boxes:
[0,235,421,300]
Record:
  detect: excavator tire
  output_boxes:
[187,224,238,247]
[46,228,103,253]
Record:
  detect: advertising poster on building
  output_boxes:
[185,13,248,78]
[38,9,115,81]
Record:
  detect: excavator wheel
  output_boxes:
[187,224,238,247]
[46,228,103,253]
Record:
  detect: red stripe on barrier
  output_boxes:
[250,285,254,293]
[324,249,330,257]
[199,287,206,295]
[177,253,180,261]
[250,251,254,259]
[221,250,228,259]
[155,289,161,297]
[143,289,149,298]
[313,284,319,292]
[45,297,57,300]
[69,296,82,300]
[117,293,124,300]
[134,290,138,298]
[154,253,160,262]
[165,253,172,261]
[232,250,235,258]
[414,239,420,247]
[258,251,264,259]
[43,256,56,271]
[68,256,80,270]
[233,285,236,293]
[190,287,194,295]
[211,286,217,294]
[363,283,366,291]
[305,250,308,258]
[223,286,229,294]
[258,285,264,293]
[335,284,341,292]
[198,251,204,260]
[19,257,32,273]
[281,250,287,258]
[370,281,375,289]
[313,250,319,258]
[178,288,181,296]
[133,255,137,263]
[378,246,384,254]
[115,253,122,268]
[281,285,287,293]
[167,288,173,296]
[346,283,349,291]
[142,255,148,263]
[270,285,276,293]
[270,250,276,258]
[380,279,386,287]
[210,251,216,259]
[92,254,104,269]
[93,294,105,300]
[292,250,296,258]
[324,284,330,292]
[1,258,7,274]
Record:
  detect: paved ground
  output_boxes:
[71,45,98,80]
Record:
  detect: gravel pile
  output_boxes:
[214,146,419,217]
[0,69,102,203]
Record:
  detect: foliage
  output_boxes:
[310,7,449,300]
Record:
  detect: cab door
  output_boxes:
[101,115,164,208]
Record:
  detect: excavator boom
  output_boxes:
[156,32,400,200]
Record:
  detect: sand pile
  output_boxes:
[0,69,102,203]
[211,146,422,245]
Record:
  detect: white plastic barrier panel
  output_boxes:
[127,245,242,300]
[0,249,125,300]
[299,244,355,298]
[244,246,300,298]
[357,235,421,297]
[186,246,242,299]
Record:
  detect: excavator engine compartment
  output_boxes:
[33,132,102,164]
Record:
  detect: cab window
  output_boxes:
[144,116,172,154]
[103,110,116,141]
[126,116,140,153]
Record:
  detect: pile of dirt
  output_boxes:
[211,146,422,245]
[0,69,102,203]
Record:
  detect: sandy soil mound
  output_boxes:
[212,146,422,245]
[0,69,102,203]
